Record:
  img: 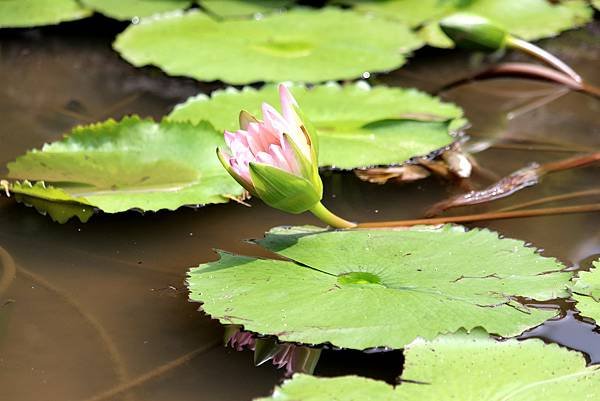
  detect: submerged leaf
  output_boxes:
[113,8,423,84]
[5,117,244,221]
[0,0,91,28]
[338,0,593,47]
[81,0,192,20]
[259,332,600,400]
[169,83,465,169]
[188,225,570,350]
[572,260,600,325]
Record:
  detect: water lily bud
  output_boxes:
[439,13,508,51]
[217,84,322,214]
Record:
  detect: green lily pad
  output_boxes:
[169,83,465,169]
[259,331,600,401]
[81,0,192,20]
[113,8,423,84]
[338,0,593,47]
[200,0,294,18]
[572,260,600,325]
[0,0,91,28]
[4,116,244,222]
[188,225,571,350]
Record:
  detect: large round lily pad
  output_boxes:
[169,83,465,169]
[0,0,91,28]
[572,260,600,325]
[259,331,600,400]
[113,8,423,84]
[5,116,244,222]
[188,225,571,350]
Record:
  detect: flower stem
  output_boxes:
[309,202,357,229]
[357,204,600,228]
[506,36,582,83]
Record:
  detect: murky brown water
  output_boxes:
[0,17,599,401]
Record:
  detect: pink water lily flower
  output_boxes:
[217,84,322,214]
[223,85,312,189]
[217,84,355,228]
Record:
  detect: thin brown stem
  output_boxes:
[538,152,600,174]
[0,246,16,297]
[17,265,133,401]
[486,142,591,153]
[80,340,221,401]
[426,151,600,215]
[357,204,600,228]
[496,189,600,213]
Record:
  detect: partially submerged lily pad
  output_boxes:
[81,0,192,20]
[188,225,571,350]
[169,83,465,169]
[0,0,91,28]
[572,260,600,325]
[259,331,600,400]
[200,0,293,18]
[4,117,244,222]
[338,0,593,47]
[113,8,423,84]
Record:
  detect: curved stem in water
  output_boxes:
[506,36,582,83]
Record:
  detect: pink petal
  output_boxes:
[256,151,275,166]
[229,158,252,184]
[279,136,301,174]
[279,84,300,127]
[268,144,293,172]
[262,102,291,140]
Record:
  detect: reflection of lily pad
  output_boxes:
[113,8,423,84]
[338,0,593,47]
[572,260,600,325]
[81,0,192,20]
[0,0,91,28]
[259,331,600,400]
[169,83,465,169]
[5,117,244,222]
[188,225,570,350]
[200,0,293,18]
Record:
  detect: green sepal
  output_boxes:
[440,13,508,51]
[249,163,320,214]
[239,110,258,130]
[294,105,320,164]
[290,347,322,374]
[292,105,322,196]
[223,324,243,345]
[253,338,281,366]
[282,133,323,199]
[216,147,255,196]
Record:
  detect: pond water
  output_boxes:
[0,17,599,401]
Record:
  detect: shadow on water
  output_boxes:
[0,16,599,401]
